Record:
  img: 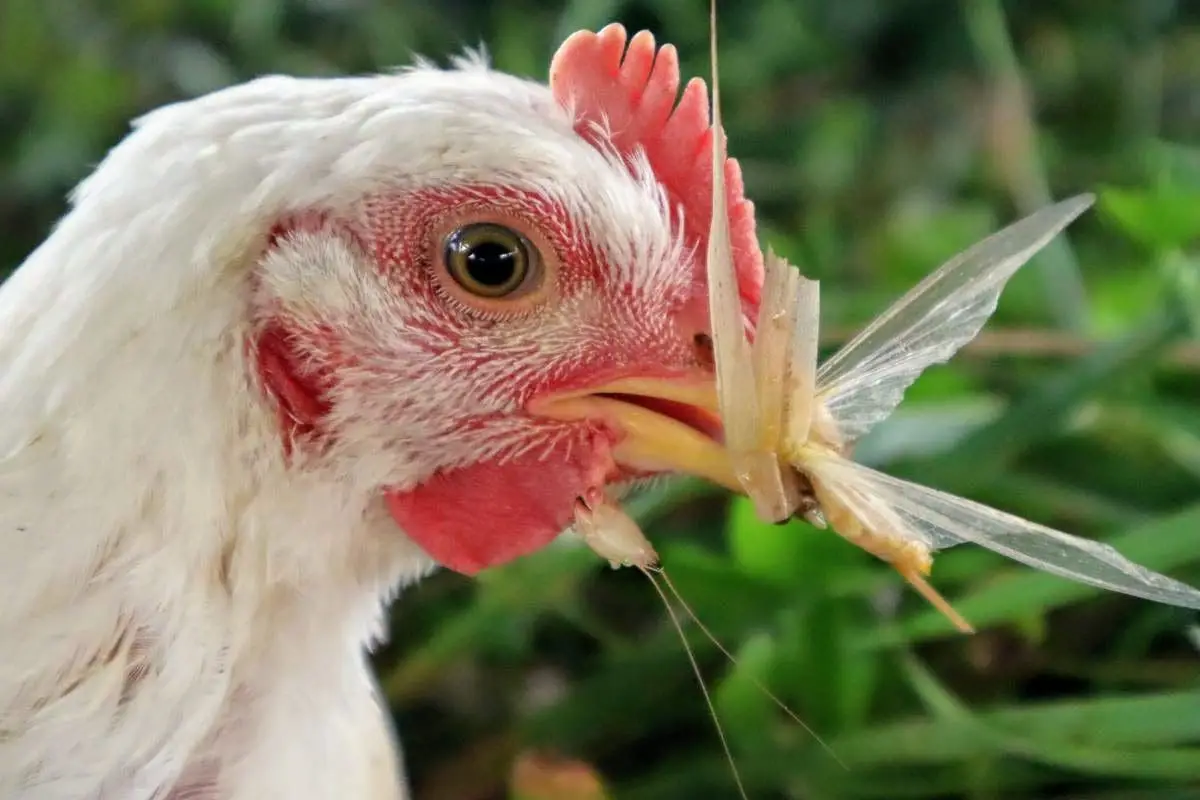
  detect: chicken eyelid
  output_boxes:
[427,211,560,319]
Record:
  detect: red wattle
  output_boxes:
[384,437,614,574]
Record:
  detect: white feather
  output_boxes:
[0,55,689,798]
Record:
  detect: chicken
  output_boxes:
[0,24,755,800]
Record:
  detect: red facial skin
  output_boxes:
[252,185,728,575]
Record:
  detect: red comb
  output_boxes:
[549,24,764,309]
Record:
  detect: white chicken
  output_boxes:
[0,25,755,799]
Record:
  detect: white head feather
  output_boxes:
[0,54,699,799]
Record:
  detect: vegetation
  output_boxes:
[2,0,1198,797]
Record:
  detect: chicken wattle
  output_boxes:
[0,25,760,800]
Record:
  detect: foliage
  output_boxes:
[2,0,1199,798]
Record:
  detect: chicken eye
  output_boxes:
[443,223,536,298]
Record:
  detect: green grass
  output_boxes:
[3,0,1199,798]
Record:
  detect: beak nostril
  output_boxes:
[693,332,715,371]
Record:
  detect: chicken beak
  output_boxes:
[527,376,741,492]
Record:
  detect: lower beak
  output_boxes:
[527,376,740,492]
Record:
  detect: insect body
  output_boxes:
[573,493,659,570]
[702,2,1200,617]
[711,194,1200,625]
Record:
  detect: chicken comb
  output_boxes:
[549,24,763,307]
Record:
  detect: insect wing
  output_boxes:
[753,249,801,451]
[811,454,1200,610]
[815,195,1095,445]
[784,271,821,447]
[704,14,757,454]
[705,5,797,518]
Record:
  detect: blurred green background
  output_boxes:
[3,0,1199,798]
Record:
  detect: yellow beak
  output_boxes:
[527,376,741,492]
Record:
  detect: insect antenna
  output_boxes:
[645,564,846,768]
[640,564,751,799]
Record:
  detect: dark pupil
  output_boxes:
[464,240,519,287]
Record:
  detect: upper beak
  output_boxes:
[527,375,741,492]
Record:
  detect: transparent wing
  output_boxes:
[815,195,1094,445]
[810,452,1200,610]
